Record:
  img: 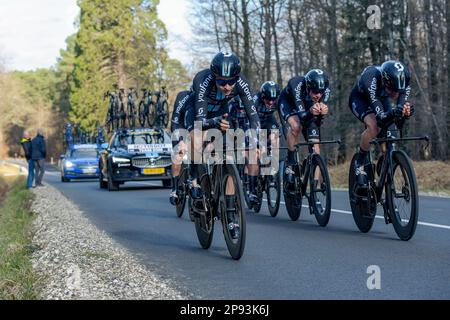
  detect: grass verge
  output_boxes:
[328,160,450,196]
[0,177,40,299]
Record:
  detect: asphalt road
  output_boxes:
[43,166,450,299]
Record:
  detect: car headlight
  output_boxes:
[112,157,130,163]
[65,161,75,168]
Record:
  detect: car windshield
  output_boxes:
[113,131,169,147]
[70,148,99,159]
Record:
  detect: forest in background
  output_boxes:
[0,0,189,159]
[1,0,449,162]
[190,0,450,162]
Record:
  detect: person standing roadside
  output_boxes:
[32,129,47,187]
[20,130,34,189]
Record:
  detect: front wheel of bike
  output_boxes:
[194,173,214,250]
[266,168,281,217]
[239,166,251,210]
[221,164,246,260]
[162,101,169,127]
[310,154,332,227]
[114,115,120,131]
[283,160,302,221]
[176,169,187,218]
[349,153,376,233]
[119,112,126,129]
[253,177,264,213]
[385,151,419,241]
[128,108,136,128]
[138,101,145,127]
[148,102,156,127]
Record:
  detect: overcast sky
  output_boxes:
[0,0,193,71]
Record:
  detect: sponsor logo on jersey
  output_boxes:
[198,74,213,103]
[237,78,253,102]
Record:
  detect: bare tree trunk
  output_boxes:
[424,0,446,159]
[212,2,222,51]
[447,0,450,151]
[117,51,127,89]
[234,0,240,56]
[241,0,251,81]
[287,0,300,75]
[261,0,272,80]
[270,0,282,84]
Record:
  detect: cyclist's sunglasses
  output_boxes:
[263,96,278,102]
[309,88,325,95]
[216,77,238,87]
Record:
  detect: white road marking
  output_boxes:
[263,199,450,231]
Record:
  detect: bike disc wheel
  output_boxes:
[148,102,155,127]
[282,160,302,221]
[310,154,332,227]
[221,164,246,260]
[129,109,136,128]
[386,151,419,241]
[240,167,252,210]
[176,170,187,218]
[138,101,145,127]
[253,177,263,213]
[162,101,169,127]
[266,168,281,217]
[114,115,120,130]
[194,173,214,250]
[349,154,376,233]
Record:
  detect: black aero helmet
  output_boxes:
[305,69,329,92]
[381,60,410,93]
[210,52,241,78]
[260,81,281,100]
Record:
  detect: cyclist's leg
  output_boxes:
[170,139,186,205]
[263,115,280,159]
[189,127,204,199]
[246,125,259,202]
[223,134,241,237]
[280,95,302,166]
[283,115,302,186]
[349,91,379,185]
[304,120,322,181]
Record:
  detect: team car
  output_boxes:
[99,128,173,191]
[60,144,101,182]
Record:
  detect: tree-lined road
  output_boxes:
[44,167,450,299]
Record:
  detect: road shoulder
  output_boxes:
[30,183,188,300]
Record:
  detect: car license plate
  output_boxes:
[143,168,164,175]
[82,168,96,174]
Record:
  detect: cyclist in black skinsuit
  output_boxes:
[244,81,282,204]
[190,52,260,236]
[279,69,331,187]
[349,60,413,186]
[169,89,194,205]
[255,81,281,131]
[190,52,260,191]
[227,96,259,205]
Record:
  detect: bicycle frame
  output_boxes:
[369,135,429,204]
[292,140,341,197]
[127,89,136,112]
[118,89,125,113]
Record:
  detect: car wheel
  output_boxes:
[107,163,119,191]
